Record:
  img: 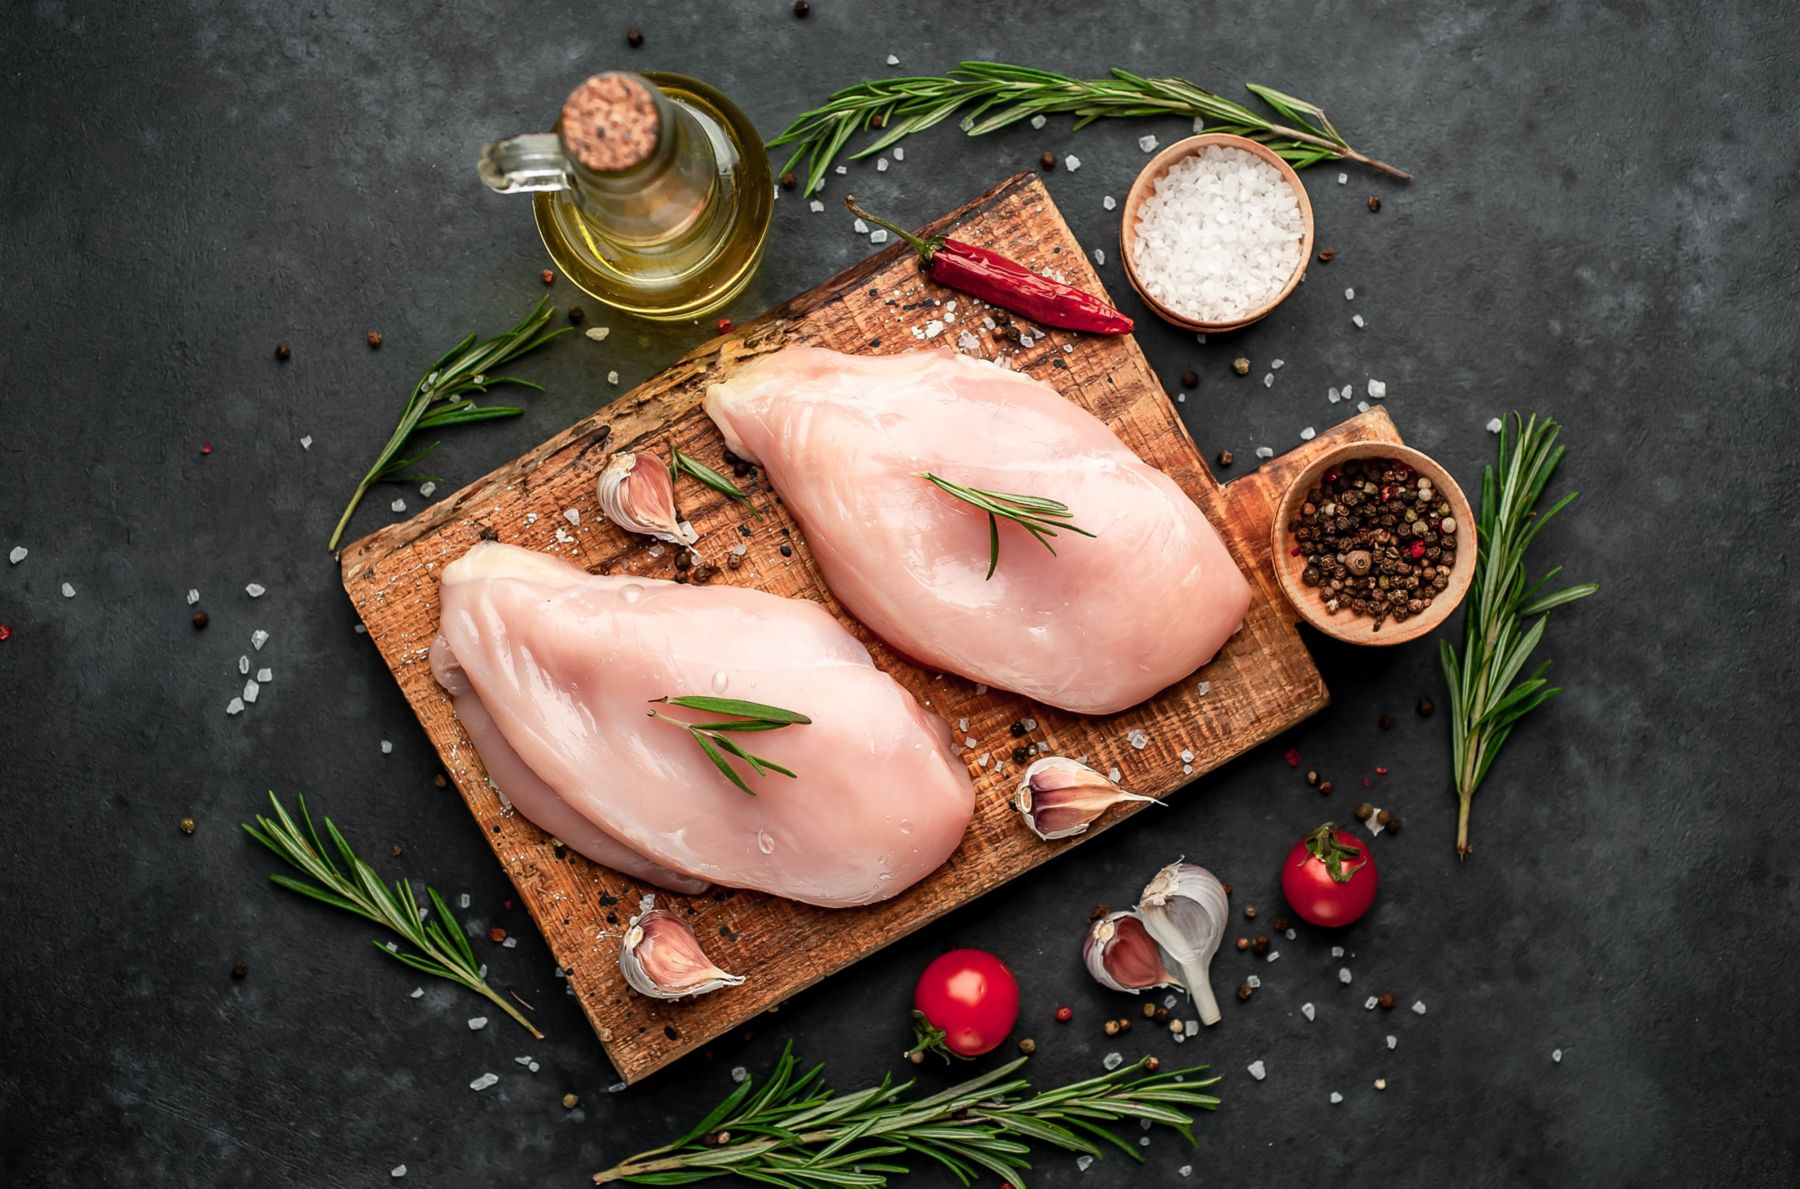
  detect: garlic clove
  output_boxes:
[597,451,700,550]
[618,909,745,1000]
[1084,909,1184,994]
[1137,860,1229,1026]
[1013,756,1161,840]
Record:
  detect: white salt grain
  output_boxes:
[1365,996,1379,1010]
[245,583,266,598]
[226,697,244,716]
[1486,417,1504,433]
[1137,134,1159,153]
[1357,401,1371,413]
[1367,378,1387,399]
[1163,994,1179,1009]
[503,937,517,949]
[419,481,437,497]
[731,1066,749,1083]
[1263,373,1274,388]
[1285,927,1297,940]
[875,158,888,172]
[1330,1091,1343,1104]
[411,986,424,998]
[1339,967,1353,984]
[251,629,269,650]
[1300,427,1316,441]
[1030,114,1047,129]
[870,229,889,244]
[585,327,611,342]
[1179,1167,1193,1178]
[885,53,899,66]
[458,893,470,908]
[61,582,76,598]
[469,1073,498,1091]
[1076,1155,1094,1172]
[1267,950,1280,963]
[381,740,393,754]
[1301,1002,1316,1021]
[299,435,313,450]
[607,370,620,385]
[1329,387,1340,403]
[1127,729,1148,750]
[1065,154,1081,171]
[808,199,825,213]
[468,1017,488,1031]
[1247,1060,1267,1081]
[256,668,272,683]
[1195,681,1211,695]
[1412,1000,1428,1015]
[1108,766,1122,783]
[391,498,406,513]
[1246,974,1261,989]
[239,655,250,675]
[1103,1051,1124,1070]
[1103,195,1116,211]
[1352,314,1366,329]
[1129,146,1303,322]
[1271,358,1285,369]
[1552,1048,1563,1063]
[1179,748,1194,763]
[608,1082,628,1093]
[1254,446,1274,459]
[1345,288,1355,300]
[1387,1035,1398,1050]
[852,218,868,234]
[892,147,904,161]
[185,588,199,604]
[1331,946,1345,958]
[563,508,580,526]
[554,528,573,544]
[833,165,847,175]
[1337,172,1348,184]
[243,680,259,704]
[1092,248,1105,266]
[392,1165,407,1178]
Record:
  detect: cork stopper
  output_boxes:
[561,73,661,173]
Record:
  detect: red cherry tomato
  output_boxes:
[908,948,1019,1060]
[1280,822,1379,927]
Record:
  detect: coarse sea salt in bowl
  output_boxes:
[1120,134,1315,333]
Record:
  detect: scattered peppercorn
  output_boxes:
[1367,195,1381,212]
[1243,904,1257,920]
[1306,769,1319,786]
[1383,815,1402,835]
[391,843,404,857]
[567,306,585,324]
[1144,1056,1160,1072]
[1220,882,1231,895]
[1235,936,1249,952]
[1417,695,1436,718]
[780,171,798,190]
[1319,780,1333,796]
[231,963,248,979]
[1180,369,1198,388]
[562,1092,580,1109]
[1017,1036,1036,1054]
[1216,449,1233,467]
[192,609,209,630]
[487,927,508,943]
[179,817,197,834]
[1374,1077,1388,1090]
[727,552,744,570]
[626,27,644,47]
[1154,1006,1171,1023]
[1236,983,1253,1001]
[1317,247,1336,263]
[1169,1019,1185,1035]
[1104,1019,1120,1036]
[1012,747,1030,765]
[541,268,556,285]
[778,544,793,557]
[1039,151,1057,171]
[1355,802,1374,821]
[1376,809,1392,826]
[366,331,383,349]
[1232,357,1251,376]
[793,0,810,15]
[1117,1017,1132,1033]
[1010,721,1028,737]
[1054,1005,1072,1022]
[1379,713,1395,730]
[274,341,291,361]
[717,318,733,334]
[1378,992,1396,1009]
[433,773,448,788]
[1251,935,1270,956]
[1274,917,1291,933]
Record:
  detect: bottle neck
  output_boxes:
[563,90,717,247]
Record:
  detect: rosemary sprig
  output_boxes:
[671,448,763,520]
[769,60,1409,196]
[648,695,812,796]
[1441,414,1598,859]
[326,297,570,551]
[919,472,1096,580]
[593,1044,1220,1186]
[242,791,541,1038]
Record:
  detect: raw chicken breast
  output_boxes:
[431,542,974,907]
[704,347,1251,714]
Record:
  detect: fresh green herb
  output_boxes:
[1441,414,1598,859]
[919,472,1096,580]
[769,61,1409,197]
[242,792,541,1037]
[648,695,812,796]
[326,297,570,551]
[671,449,762,520]
[592,1043,1219,1186]
[1301,822,1367,883]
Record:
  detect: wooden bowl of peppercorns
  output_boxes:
[1272,442,1476,646]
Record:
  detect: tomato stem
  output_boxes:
[904,1009,963,1064]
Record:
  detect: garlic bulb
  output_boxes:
[1137,861,1229,1025]
[1084,910,1184,994]
[1013,756,1160,840]
[597,451,699,550]
[618,909,745,1000]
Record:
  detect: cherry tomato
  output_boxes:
[907,948,1019,1060]
[1280,822,1379,927]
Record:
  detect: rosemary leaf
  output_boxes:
[648,697,810,794]
[918,472,1096,580]
[1440,413,1598,858]
[672,449,763,520]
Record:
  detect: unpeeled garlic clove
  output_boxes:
[1084,910,1184,994]
[618,909,745,1000]
[1012,756,1161,840]
[597,451,699,550]
[1137,860,1229,1026]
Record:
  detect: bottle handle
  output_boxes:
[477,134,571,194]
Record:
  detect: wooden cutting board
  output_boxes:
[341,172,1403,1083]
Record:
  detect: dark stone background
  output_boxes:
[3,1,1796,1185]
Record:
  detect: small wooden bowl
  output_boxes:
[1272,442,1477,647]
[1119,134,1315,333]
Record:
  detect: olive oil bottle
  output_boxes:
[479,72,772,321]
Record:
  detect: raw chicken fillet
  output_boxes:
[705,347,1251,714]
[431,542,974,907]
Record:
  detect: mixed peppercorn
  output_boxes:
[1291,457,1459,628]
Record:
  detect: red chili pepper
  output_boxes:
[846,196,1132,335]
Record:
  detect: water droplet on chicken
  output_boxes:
[898,820,913,835]
[878,872,894,882]
[711,669,730,693]
[756,830,775,854]
[619,583,644,604]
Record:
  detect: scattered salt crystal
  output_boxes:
[1102,195,1116,211]
[410,987,424,999]
[833,165,847,175]
[419,481,437,497]
[1267,950,1280,963]
[1179,1167,1193,1178]
[1246,974,1261,989]
[1329,1091,1343,1104]
[607,370,620,385]
[647,544,665,558]
[1182,764,1192,774]
[1300,427,1316,441]
[1065,154,1081,171]
[1367,379,1387,399]
[1339,967,1353,984]
[1352,314,1366,329]
[875,158,888,172]
[61,582,76,598]
[1263,373,1274,388]
[923,319,944,339]
[1127,729,1148,750]
[563,508,580,526]
[1140,1119,1153,1131]
[956,330,981,352]
[731,1066,748,1083]
[381,740,393,754]
[1139,1136,1150,1147]
[808,199,825,214]
[185,588,199,604]
[1285,927,1296,940]
[870,229,890,244]
[514,1056,533,1067]
[354,624,366,634]
[1365,996,1379,1010]
[1030,114,1047,129]
[1138,134,1159,153]
[1331,946,1345,958]
[503,937,517,949]
[608,1081,628,1093]
[1412,1000,1427,1015]
[963,736,977,749]
[1023,717,1038,730]
[974,683,988,695]
[243,679,259,704]
[458,893,470,908]
[885,53,899,66]
[1076,1155,1094,1172]
[554,527,573,544]
[1345,288,1355,301]
[245,583,265,598]
[391,498,406,512]
[226,697,245,716]
[977,752,990,768]
[1387,1035,1398,1050]
[526,513,539,524]
[528,1060,539,1072]
[468,1017,488,1031]
[1247,1060,1267,1081]
[252,629,269,650]
[639,893,656,913]
[1301,1002,1316,1021]
[1337,172,1348,184]
[239,655,250,675]
[391,1165,407,1178]
[584,327,611,342]
[469,1073,498,1091]
[1329,387,1340,403]
[852,218,868,234]
[1195,681,1211,696]
[892,147,904,161]
[1108,766,1122,783]
[1486,417,1504,433]
[1092,248,1105,266]
[1271,358,1285,369]
[299,435,313,450]
[1179,748,1194,763]
[1552,1048,1563,1063]
[1357,401,1370,413]
[1163,993,1179,1009]
[1103,1051,1124,1070]
[1254,446,1274,459]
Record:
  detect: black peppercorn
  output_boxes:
[1012,747,1030,765]
[567,307,585,324]
[1250,935,1270,956]
[1039,151,1057,171]
[779,544,793,557]
[1379,713,1394,730]
[1368,195,1381,212]
[540,268,555,285]
[192,609,209,630]
[1317,247,1335,263]
[231,963,248,979]
[1273,917,1291,933]
[1383,815,1402,835]
[1243,904,1257,920]
[626,27,644,47]
[1232,357,1251,376]
[1377,992,1396,1009]
[1018,1036,1036,1054]
[366,331,382,349]
[1144,1056,1160,1072]
[1216,449,1233,467]
[1375,809,1392,826]
[1180,370,1198,388]
[1235,936,1249,951]
[1355,802,1374,821]
[1417,695,1436,718]
[1236,983,1253,1001]
[780,171,798,190]
[1010,721,1028,737]
[1306,769,1319,786]
[794,0,811,14]
[274,341,291,361]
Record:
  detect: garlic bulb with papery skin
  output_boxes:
[597,451,699,550]
[1137,861,1228,1025]
[619,909,745,1000]
[1013,756,1161,840]
[1084,910,1184,994]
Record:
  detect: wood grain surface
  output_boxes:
[339,173,1404,1083]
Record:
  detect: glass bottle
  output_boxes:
[478,71,772,322]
